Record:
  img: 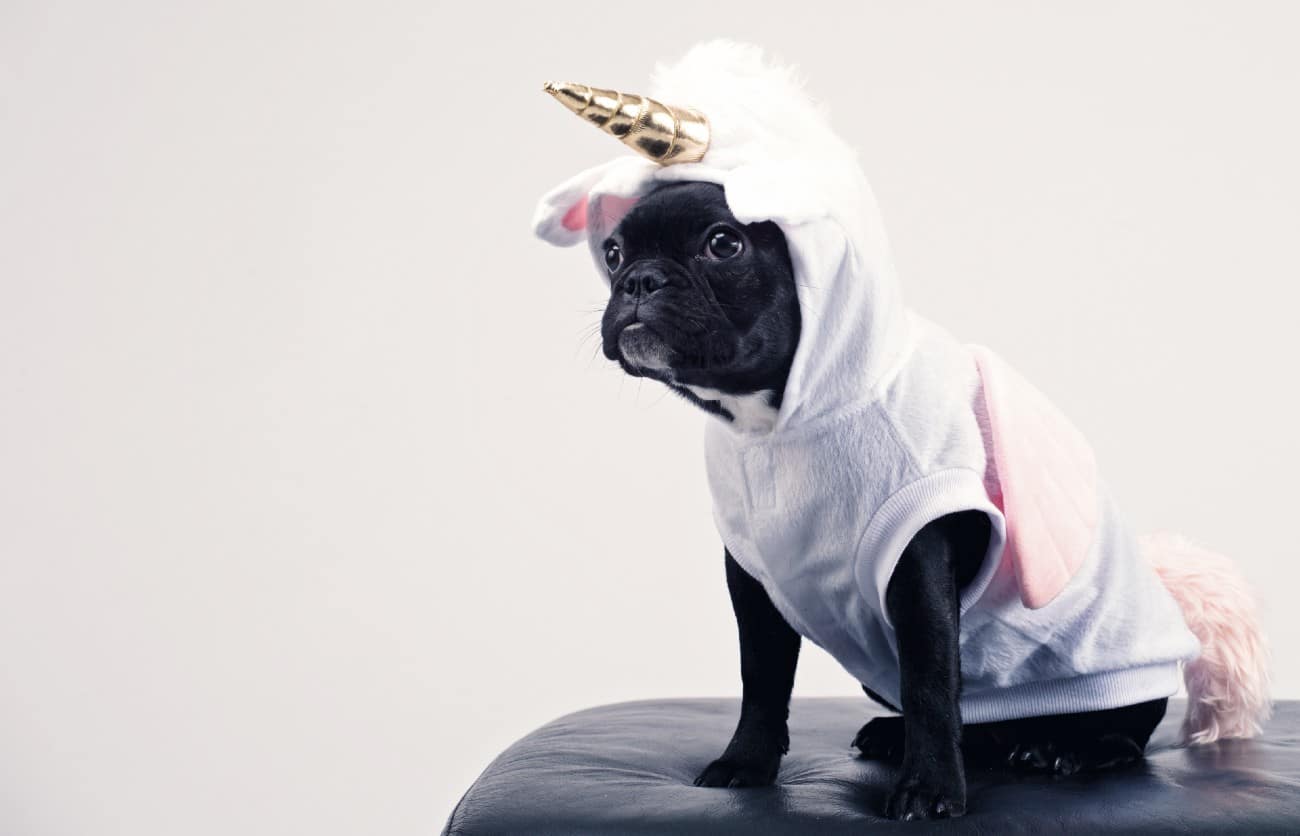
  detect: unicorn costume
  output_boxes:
[533,43,1261,729]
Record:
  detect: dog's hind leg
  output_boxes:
[856,699,1169,774]
[964,698,1169,775]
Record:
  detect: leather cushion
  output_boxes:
[443,699,1300,834]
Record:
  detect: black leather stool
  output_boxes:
[443,698,1300,834]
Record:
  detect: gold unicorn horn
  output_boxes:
[542,81,710,165]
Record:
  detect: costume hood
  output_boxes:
[533,41,909,432]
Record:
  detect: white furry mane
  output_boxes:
[648,42,856,181]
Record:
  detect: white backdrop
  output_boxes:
[2,2,1298,834]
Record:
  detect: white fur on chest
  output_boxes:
[683,386,779,434]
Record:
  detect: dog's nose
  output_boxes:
[619,266,669,298]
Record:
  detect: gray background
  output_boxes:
[2,2,1297,834]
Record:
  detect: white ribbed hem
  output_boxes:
[959,662,1184,724]
[854,468,1007,628]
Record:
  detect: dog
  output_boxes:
[535,41,1269,822]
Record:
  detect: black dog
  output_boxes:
[598,180,1166,820]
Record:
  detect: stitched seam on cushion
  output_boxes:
[442,789,469,836]
[442,744,519,836]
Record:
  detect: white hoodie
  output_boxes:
[535,42,1199,723]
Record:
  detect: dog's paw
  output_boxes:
[1007,734,1144,776]
[1007,740,1067,773]
[852,716,904,762]
[693,754,780,788]
[884,769,967,821]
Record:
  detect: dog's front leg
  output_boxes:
[883,514,971,820]
[694,549,801,788]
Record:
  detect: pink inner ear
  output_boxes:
[972,347,1099,609]
[561,195,589,232]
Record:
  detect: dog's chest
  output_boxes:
[682,386,779,434]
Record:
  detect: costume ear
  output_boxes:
[533,158,655,247]
[533,166,605,247]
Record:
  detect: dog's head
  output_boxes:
[597,181,801,427]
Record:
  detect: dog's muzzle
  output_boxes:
[617,323,673,372]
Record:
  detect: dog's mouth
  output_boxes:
[617,323,674,374]
[613,317,745,383]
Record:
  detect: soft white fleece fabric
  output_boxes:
[704,314,1198,721]
[535,42,1199,722]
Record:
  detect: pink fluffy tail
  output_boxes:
[1142,532,1271,744]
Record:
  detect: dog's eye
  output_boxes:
[604,243,623,272]
[706,228,743,260]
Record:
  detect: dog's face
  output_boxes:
[598,181,801,423]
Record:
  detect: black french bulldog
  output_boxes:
[598,180,1166,820]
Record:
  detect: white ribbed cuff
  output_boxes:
[959,663,1184,724]
[854,467,1007,628]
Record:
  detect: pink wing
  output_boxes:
[971,347,1099,609]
